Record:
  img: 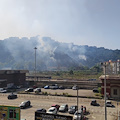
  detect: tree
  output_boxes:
[69,70,74,75]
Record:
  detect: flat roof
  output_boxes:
[0,70,29,74]
[99,75,120,80]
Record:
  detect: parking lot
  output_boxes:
[0,88,118,120]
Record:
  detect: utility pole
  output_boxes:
[77,85,79,120]
[101,62,107,120]
[34,47,37,81]
[104,63,107,120]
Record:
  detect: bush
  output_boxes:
[98,87,101,93]
[44,91,48,95]
[55,92,57,95]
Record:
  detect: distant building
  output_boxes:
[102,60,120,75]
[99,75,120,99]
[0,70,28,88]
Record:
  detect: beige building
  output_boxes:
[102,60,120,75]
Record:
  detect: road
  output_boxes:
[0,90,118,120]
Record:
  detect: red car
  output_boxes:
[51,104,60,111]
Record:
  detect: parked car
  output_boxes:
[34,88,41,93]
[50,84,59,89]
[0,90,7,93]
[8,93,17,99]
[90,100,99,106]
[19,100,31,109]
[0,88,7,93]
[59,85,65,90]
[44,85,50,89]
[93,88,99,93]
[35,108,46,113]
[106,100,114,107]
[25,88,33,92]
[51,104,60,111]
[72,85,79,90]
[47,107,57,114]
[68,105,78,114]
[59,104,68,112]
[73,110,84,120]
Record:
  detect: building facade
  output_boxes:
[99,75,120,99]
[102,60,120,75]
[0,70,28,88]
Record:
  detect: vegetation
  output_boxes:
[29,65,103,80]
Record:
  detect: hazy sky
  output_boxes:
[0,0,120,50]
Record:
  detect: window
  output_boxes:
[113,89,117,95]
[9,109,16,118]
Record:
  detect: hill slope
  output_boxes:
[0,36,120,70]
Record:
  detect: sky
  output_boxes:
[0,0,120,50]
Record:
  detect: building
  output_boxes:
[99,75,120,99]
[102,60,120,75]
[0,70,28,88]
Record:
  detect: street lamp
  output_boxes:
[34,47,37,81]
[76,85,79,120]
[101,62,107,120]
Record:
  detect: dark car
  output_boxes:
[59,86,65,90]
[51,104,60,111]
[68,105,78,114]
[8,93,17,99]
[19,100,31,109]
[93,88,99,93]
[59,104,68,112]
[35,108,46,113]
[90,100,99,106]
[25,88,33,92]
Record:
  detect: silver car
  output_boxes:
[73,110,83,120]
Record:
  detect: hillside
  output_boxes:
[0,36,120,71]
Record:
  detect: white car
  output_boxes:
[106,100,114,107]
[72,85,78,90]
[47,107,57,114]
[0,89,7,93]
[34,88,41,92]
[73,110,83,120]
[0,88,7,93]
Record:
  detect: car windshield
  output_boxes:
[70,106,75,109]
[49,109,55,112]
[75,112,81,116]
[60,105,65,108]
[21,102,26,105]
[10,94,15,96]
[107,102,111,104]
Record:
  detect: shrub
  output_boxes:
[44,91,48,95]
[55,92,57,95]
[98,87,101,93]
